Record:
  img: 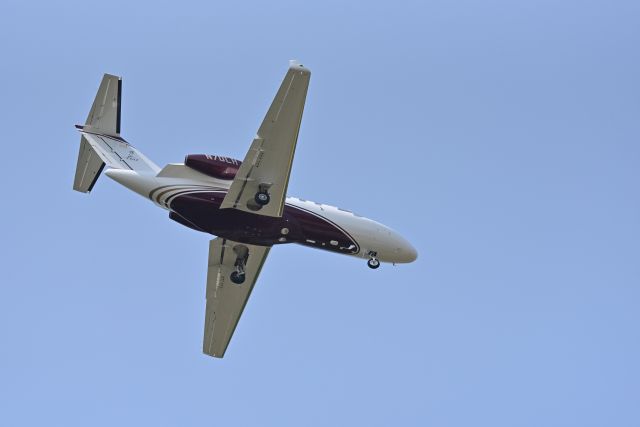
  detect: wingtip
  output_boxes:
[203,349,225,358]
[103,73,122,80]
[288,59,310,74]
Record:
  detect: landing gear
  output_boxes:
[367,258,380,269]
[230,270,245,284]
[254,183,272,207]
[254,191,270,206]
[230,245,249,285]
[367,251,380,269]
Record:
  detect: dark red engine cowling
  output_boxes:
[184,154,242,180]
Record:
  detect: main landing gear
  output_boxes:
[254,191,270,206]
[367,251,380,269]
[230,270,245,284]
[254,183,272,206]
[230,270,244,285]
[230,245,249,284]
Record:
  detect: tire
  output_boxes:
[230,271,245,284]
[367,259,380,269]
[255,192,270,206]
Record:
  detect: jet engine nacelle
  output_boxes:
[185,154,242,180]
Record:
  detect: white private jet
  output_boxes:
[73,61,417,358]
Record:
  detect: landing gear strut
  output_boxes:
[367,251,380,269]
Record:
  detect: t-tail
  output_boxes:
[73,74,159,193]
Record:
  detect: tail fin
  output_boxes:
[73,74,159,193]
[86,73,122,136]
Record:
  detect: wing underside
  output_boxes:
[203,238,271,358]
[220,61,311,217]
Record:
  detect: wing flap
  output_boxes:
[203,238,271,358]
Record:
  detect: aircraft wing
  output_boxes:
[203,237,271,358]
[220,61,311,217]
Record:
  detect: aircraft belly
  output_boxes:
[169,192,360,254]
[170,192,285,245]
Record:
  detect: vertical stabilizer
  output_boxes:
[85,74,121,136]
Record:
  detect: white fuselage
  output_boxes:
[106,165,417,264]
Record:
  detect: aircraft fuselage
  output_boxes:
[106,165,417,265]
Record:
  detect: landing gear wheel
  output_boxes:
[230,271,245,284]
[255,192,270,206]
[367,258,380,269]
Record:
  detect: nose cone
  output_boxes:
[403,242,418,263]
[396,237,418,263]
[384,229,418,264]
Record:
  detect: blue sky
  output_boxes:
[1,0,639,425]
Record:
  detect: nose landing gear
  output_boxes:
[367,251,380,269]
